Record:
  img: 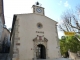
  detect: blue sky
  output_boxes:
[3,0,80,38]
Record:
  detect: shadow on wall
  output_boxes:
[0,27,11,53]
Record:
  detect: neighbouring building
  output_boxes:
[0,0,5,50]
[0,0,5,41]
[0,0,10,53]
[68,51,80,60]
[10,3,61,60]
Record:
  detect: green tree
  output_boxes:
[60,36,80,57]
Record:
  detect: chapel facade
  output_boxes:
[10,3,61,60]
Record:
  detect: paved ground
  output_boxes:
[0,53,9,60]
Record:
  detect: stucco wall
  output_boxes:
[13,13,61,60]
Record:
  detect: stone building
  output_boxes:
[0,0,11,53]
[10,4,61,60]
[68,51,80,60]
[0,0,5,41]
[0,0,5,50]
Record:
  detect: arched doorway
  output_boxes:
[36,44,46,59]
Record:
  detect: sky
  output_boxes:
[3,0,80,38]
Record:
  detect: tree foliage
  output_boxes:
[58,5,80,32]
[58,4,80,58]
[60,36,80,57]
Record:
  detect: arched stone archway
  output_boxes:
[36,44,46,59]
[33,36,48,59]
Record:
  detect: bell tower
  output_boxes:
[32,2,45,15]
